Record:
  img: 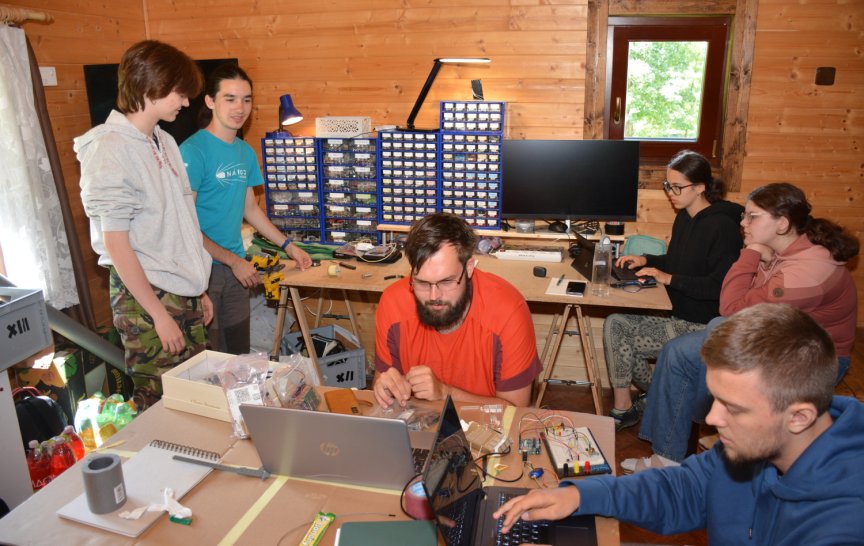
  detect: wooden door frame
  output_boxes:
[584,0,759,193]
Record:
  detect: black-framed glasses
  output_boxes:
[410,265,466,294]
[662,180,695,196]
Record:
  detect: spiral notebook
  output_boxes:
[57,440,219,537]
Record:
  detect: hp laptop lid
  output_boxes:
[240,404,435,490]
[422,399,598,546]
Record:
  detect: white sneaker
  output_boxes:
[621,454,680,474]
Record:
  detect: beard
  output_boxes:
[416,279,473,330]
[720,430,783,467]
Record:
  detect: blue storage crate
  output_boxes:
[378,130,441,226]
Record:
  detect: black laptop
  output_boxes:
[422,398,597,546]
[570,233,654,285]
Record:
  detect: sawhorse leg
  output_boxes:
[533,304,605,415]
[575,305,604,415]
[270,285,325,384]
[534,304,574,408]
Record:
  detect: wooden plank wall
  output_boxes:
[6,0,863,366]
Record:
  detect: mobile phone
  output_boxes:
[565,281,587,296]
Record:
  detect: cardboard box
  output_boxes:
[161,351,236,422]
[1,288,52,370]
[282,325,366,389]
[13,349,103,423]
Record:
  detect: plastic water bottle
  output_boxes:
[96,411,118,444]
[76,417,98,451]
[26,440,52,491]
[62,425,86,460]
[113,402,136,430]
[591,241,612,297]
[49,436,77,479]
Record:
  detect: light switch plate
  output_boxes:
[39,66,57,86]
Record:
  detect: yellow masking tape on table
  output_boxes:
[218,475,288,546]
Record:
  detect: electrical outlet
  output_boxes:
[39,66,57,86]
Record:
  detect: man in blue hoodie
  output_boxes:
[495,303,864,544]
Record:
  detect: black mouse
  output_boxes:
[548,221,568,233]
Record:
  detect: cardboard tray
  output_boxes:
[161,350,236,422]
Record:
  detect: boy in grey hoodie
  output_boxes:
[75,40,213,409]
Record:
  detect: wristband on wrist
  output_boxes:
[280,238,293,251]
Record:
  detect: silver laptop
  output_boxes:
[239,404,438,490]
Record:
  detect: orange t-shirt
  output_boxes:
[375,269,543,397]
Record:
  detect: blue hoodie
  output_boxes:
[571,396,864,544]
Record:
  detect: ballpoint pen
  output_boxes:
[556,274,565,286]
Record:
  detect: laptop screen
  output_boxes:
[422,398,485,546]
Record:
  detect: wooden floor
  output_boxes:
[539,328,864,546]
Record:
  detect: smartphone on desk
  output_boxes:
[566,281,587,296]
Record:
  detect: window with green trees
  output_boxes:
[607,17,731,162]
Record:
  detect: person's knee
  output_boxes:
[656,329,708,377]
[705,316,726,333]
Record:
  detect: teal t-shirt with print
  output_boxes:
[180,129,264,261]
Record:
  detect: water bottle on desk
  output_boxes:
[591,240,612,297]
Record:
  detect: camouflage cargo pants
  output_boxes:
[109,267,207,410]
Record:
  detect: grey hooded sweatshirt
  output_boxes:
[75,110,211,296]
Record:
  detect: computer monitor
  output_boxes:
[501,139,640,227]
[83,58,239,145]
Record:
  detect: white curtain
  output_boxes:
[0,25,78,308]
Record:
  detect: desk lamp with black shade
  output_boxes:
[400,57,491,132]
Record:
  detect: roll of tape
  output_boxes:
[404,480,434,520]
[82,454,127,514]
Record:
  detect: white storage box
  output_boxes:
[0,288,52,370]
[315,116,372,138]
[162,350,236,422]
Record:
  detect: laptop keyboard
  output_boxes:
[440,500,471,545]
[412,448,430,474]
[494,492,551,545]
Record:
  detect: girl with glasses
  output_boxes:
[720,182,858,376]
[604,150,744,430]
[637,182,858,468]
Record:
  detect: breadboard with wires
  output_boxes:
[541,425,611,478]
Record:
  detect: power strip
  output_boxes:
[541,426,611,478]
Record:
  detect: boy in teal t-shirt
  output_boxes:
[180,63,311,354]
